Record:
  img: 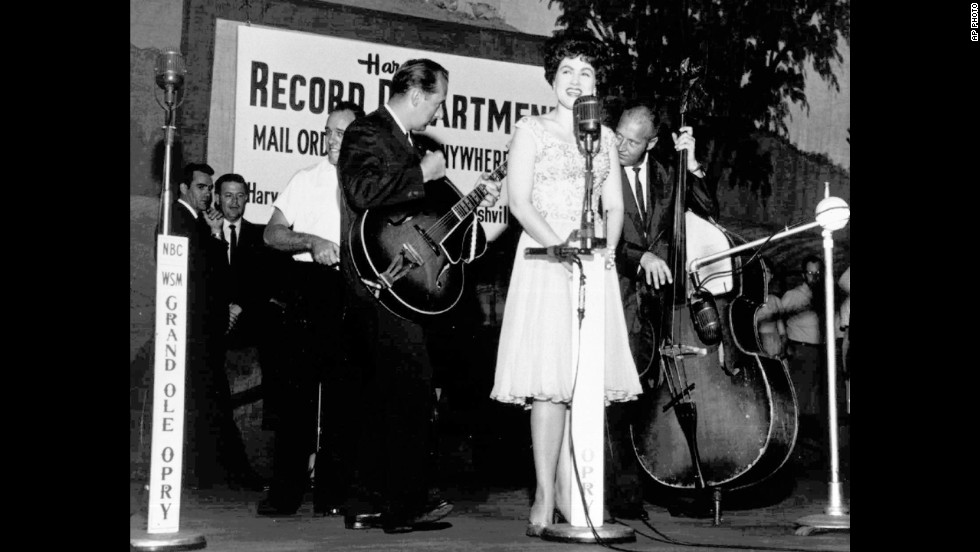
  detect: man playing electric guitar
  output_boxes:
[336,58,501,534]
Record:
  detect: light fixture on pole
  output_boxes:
[686,182,851,536]
[815,192,850,232]
[795,183,850,535]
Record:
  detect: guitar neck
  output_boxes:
[447,164,507,223]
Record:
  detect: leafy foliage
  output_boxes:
[549,0,850,199]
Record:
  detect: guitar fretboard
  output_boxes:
[447,164,507,223]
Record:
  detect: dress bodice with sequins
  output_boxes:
[517,116,617,226]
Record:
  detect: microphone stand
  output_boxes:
[536,129,634,545]
[688,186,850,536]
[157,86,181,236]
[572,132,602,252]
[132,53,208,552]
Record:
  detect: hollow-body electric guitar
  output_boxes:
[349,163,507,321]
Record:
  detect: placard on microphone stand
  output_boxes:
[539,252,634,545]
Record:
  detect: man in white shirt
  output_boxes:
[257,102,365,518]
[781,255,826,421]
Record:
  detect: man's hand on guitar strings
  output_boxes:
[477,171,502,208]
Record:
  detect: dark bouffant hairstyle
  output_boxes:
[543,30,607,87]
[390,58,449,96]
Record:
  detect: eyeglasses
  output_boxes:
[805,270,822,276]
[615,133,648,150]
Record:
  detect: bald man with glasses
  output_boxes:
[607,103,717,520]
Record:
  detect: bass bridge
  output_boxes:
[413,224,441,256]
[660,344,708,358]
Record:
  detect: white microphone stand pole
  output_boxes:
[689,184,850,536]
[538,129,634,545]
[131,49,207,552]
[795,186,850,535]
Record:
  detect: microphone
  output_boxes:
[573,95,601,154]
[689,289,722,346]
[154,49,186,107]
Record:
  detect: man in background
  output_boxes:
[781,255,825,421]
[257,102,365,517]
[215,172,271,350]
[164,162,248,489]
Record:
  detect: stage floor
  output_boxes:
[129,470,850,552]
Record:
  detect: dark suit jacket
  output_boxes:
[338,108,426,218]
[223,218,276,347]
[616,155,718,280]
[164,201,229,342]
[337,107,429,294]
[614,155,718,375]
[336,105,438,511]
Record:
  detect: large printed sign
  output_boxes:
[233,25,555,237]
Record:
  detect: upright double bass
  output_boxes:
[629,111,798,514]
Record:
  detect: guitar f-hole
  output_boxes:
[436,263,451,289]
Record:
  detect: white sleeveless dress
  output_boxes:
[490,117,642,408]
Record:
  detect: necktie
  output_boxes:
[229,224,237,264]
[633,167,645,217]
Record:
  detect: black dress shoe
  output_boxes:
[413,498,453,524]
[344,512,382,530]
[256,498,298,517]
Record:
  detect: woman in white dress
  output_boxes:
[489,32,642,536]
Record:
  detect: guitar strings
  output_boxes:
[426,184,491,242]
